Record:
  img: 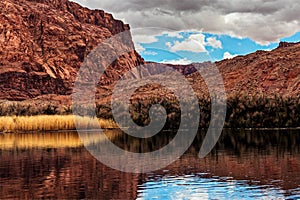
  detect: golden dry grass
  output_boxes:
[0,115,117,132]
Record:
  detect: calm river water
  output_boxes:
[0,129,299,199]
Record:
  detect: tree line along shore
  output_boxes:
[0,94,299,132]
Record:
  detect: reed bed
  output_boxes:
[0,115,117,132]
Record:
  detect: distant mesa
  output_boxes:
[277,41,299,48]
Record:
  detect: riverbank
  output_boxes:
[1,94,299,130]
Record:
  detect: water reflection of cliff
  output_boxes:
[0,129,299,199]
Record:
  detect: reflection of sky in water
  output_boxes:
[137,175,300,200]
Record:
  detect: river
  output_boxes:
[0,129,299,199]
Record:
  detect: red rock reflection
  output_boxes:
[0,130,299,199]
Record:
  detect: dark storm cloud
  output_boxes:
[72,0,300,44]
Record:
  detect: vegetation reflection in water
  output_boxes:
[0,129,299,199]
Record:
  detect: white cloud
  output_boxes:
[161,58,192,65]
[164,31,184,38]
[132,34,158,44]
[143,51,158,55]
[132,34,158,53]
[165,42,172,48]
[223,52,237,59]
[206,37,222,49]
[135,43,145,53]
[169,33,207,53]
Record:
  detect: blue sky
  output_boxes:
[136,31,300,64]
[72,0,300,64]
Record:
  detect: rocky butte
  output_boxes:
[0,0,299,104]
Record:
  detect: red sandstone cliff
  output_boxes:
[0,0,299,103]
[0,0,144,100]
